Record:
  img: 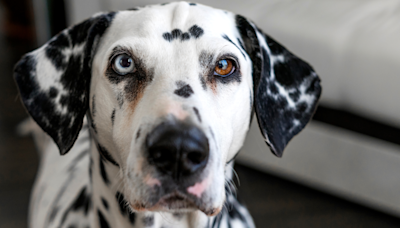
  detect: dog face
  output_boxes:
[14,2,321,216]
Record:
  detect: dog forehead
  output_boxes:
[104,3,238,44]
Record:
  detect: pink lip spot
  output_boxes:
[187,177,210,198]
[144,174,161,187]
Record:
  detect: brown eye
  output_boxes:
[214,59,235,77]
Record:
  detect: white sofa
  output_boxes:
[64,0,400,217]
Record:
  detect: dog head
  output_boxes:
[14,2,321,216]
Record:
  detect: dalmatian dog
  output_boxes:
[14,2,321,228]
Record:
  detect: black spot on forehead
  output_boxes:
[143,216,154,226]
[127,7,139,11]
[171,29,182,39]
[222,34,246,59]
[181,32,190,41]
[97,209,110,228]
[163,32,173,42]
[189,3,196,6]
[174,81,194,98]
[189,25,204,39]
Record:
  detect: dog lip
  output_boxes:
[129,191,219,216]
[157,191,197,209]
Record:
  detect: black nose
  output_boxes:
[146,122,209,179]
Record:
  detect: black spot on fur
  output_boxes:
[193,107,201,122]
[189,25,204,39]
[136,128,141,140]
[101,197,109,210]
[45,32,70,70]
[60,187,92,226]
[289,90,300,102]
[98,209,110,228]
[117,93,124,108]
[189,2,196,5]
[181,32,190,41]
[127,7,139,11]
[269,83,279,94]
[111,109,116,125]
[116,192,136,224]
[91,95,96,117]
[97,144,119,167]
[199,74,207,90]
[222,34,246,59]
[143,216,154,226]
[99,156,109,185]
[49,87,58,99]
[174,82,194,98]
[171,29,182,39]
[14,12,116,156]
[163,32,173,42]
[89,158,93,182]
[160,2,170,5]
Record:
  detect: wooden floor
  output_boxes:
[1,33,400,228]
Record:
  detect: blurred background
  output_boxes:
[1,0,400,227]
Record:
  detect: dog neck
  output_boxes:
[89,139,212,228]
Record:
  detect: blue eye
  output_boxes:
[214,59,235,76]
[112,54,135,75]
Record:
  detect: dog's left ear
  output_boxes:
[236,15,322,157]
[14,12,116,155]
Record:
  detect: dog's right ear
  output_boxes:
[14,12,116,155]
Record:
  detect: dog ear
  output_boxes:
[236,15,322,157]
[14,12,116,155]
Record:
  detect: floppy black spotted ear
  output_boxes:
[236,15,322,157]
[14,12,116,155]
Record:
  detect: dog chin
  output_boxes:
[129,191,221,216]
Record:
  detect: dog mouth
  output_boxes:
[129,191,220,216]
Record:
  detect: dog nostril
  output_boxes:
[186,151,207,165]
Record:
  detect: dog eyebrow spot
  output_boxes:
[189,2,196,6]
[174,81,194,98]
[189,25,204,39]
[193,107,202,122]
[222,34,246,59]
